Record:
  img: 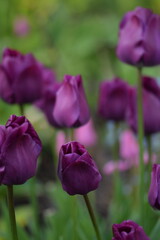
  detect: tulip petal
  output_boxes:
[1,132,40,185]
[62,160,101,195]
[13,65,43,103]
[53,80,80,127]
[0,66,14,103]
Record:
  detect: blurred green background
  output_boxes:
[1,0,160,118]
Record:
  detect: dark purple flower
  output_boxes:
[98,78,129,122]
[126,76,160,135]
[148,164,160,210]
[53,75,90,128]
[0,115,42,185]
[112,220,150,240]
[0,48,43,104]
[117,7,160,66]
[35,66,61,127]
[58,141,102,195]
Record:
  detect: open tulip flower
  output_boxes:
[0,115,42,185]
[112,220,150,240]
[58,141,101,195]
[117,7,160,67]
[0,48,43,104]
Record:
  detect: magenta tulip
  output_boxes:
[0,115,42,185]
[112,220,150,240]
[126,76,160,135]
[98,78,129,122]
[117,7,160,66]
[0,48,43,104]
[58,141,101,195]
[148,164,160,210]
[53,75,90,128]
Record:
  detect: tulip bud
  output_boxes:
[0,115,42,185]
[148,164,160,210]
[126,76,160,135]
[98,78,129,122]
[53,75,90,128]
[0,48,43,104]
[58,141,102,195]
[117,7,160,67]
[112,220,150,240]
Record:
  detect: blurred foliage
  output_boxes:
[1,1,160,239]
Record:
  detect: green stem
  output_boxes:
[137,67,145,225]
[146,135,152,173]
[30,177,40,239]
[19,105,24,116]
[83,194,102,240]
[6,185,19,240]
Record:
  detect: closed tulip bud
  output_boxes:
[98,78,129,122]
[112,220,150,240]
[117,7,160,67]
[126,76,160,135]
[58,141,102,195]
[148,164,160,210]
[53,75,90,128]
[0,115,42,185]
[0,48,43,104]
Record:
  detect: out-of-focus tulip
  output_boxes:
[0,115,42,185]
[120,129,139,162]
[112,220,150,240]
[148,164,160,210]
[55,131,66,154]
[53,75,90,128]
[98,78,129,122]
[58,141,101,195]
[0,48,43,104]
[126,76,160,135]
[35,67,61,127]
[74,120,97,147]
[117,7,160,67]
[13,17,30,37]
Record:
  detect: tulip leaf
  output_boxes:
[150,218,160,240]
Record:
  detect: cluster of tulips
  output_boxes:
[1,5,160,240]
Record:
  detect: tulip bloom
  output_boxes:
[112,220,150,240]
[35,67,61,127]
[0,48,43,104]
[126,76,160,135]
[148,164,160,210]
[98,78,129,122]
[0,115,42,185]
[117,7,160,67]
[58,141,101,195]
[53,75,90,128]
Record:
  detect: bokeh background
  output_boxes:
[1,1,160,239]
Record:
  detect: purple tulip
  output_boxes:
[148,164,160,210]
[98,78,129,122]
[53,75,90,128]
[58,141,102,195]
[112,220,150,240]
[126,76,160,135]
[0,115,42,185]
[117,7,160,66]
[0,48,43,104]
[35,67,61,127]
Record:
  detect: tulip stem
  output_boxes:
[19,104,24,116]
[146,135,152,169]
[6,185,19,240]
[137,66,145,225]
[83,194,102,240]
